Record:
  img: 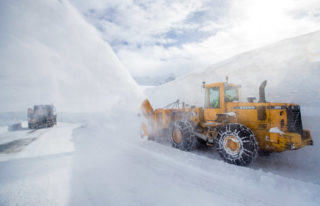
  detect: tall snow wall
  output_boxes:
[0,0,143,113]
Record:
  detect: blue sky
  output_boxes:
[70,0,320,77]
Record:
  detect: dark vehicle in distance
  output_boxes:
[27,105,57,129]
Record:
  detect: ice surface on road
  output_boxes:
[0,122,79,206]
[0,122,79,161]
[15,123,79,160]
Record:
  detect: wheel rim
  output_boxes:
[223,135,241,156]
[172,128,183,143]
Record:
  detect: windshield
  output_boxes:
[205,87,220,108]
[225,86,239,102]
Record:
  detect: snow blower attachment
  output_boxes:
[27,105,57,129]
[140,80,313,166]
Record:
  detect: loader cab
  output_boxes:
[204,82,240,121]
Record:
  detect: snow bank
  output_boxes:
[0,0,143,113]
[146,31,320,109]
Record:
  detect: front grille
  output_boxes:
[286,105,303,137]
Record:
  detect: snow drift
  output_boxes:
[146,31,320,111]
[0,0,143,113]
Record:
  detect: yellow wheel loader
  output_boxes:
[140,80,313,166]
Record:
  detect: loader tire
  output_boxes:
[171,120,197,151]
[196,138,207,148]
[216,123,258,166]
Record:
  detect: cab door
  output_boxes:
[204,86,225,121]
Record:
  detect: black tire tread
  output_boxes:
[216,123,258,166]
[171,120,197,151]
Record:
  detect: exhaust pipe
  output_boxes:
[258,80,267,103]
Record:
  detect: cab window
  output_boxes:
[225,86,239,102]
[205,87,220,108]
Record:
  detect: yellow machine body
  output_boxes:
[141,82,313,153]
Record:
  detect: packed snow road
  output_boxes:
[0,122,79,206]
[0,115,319,206]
